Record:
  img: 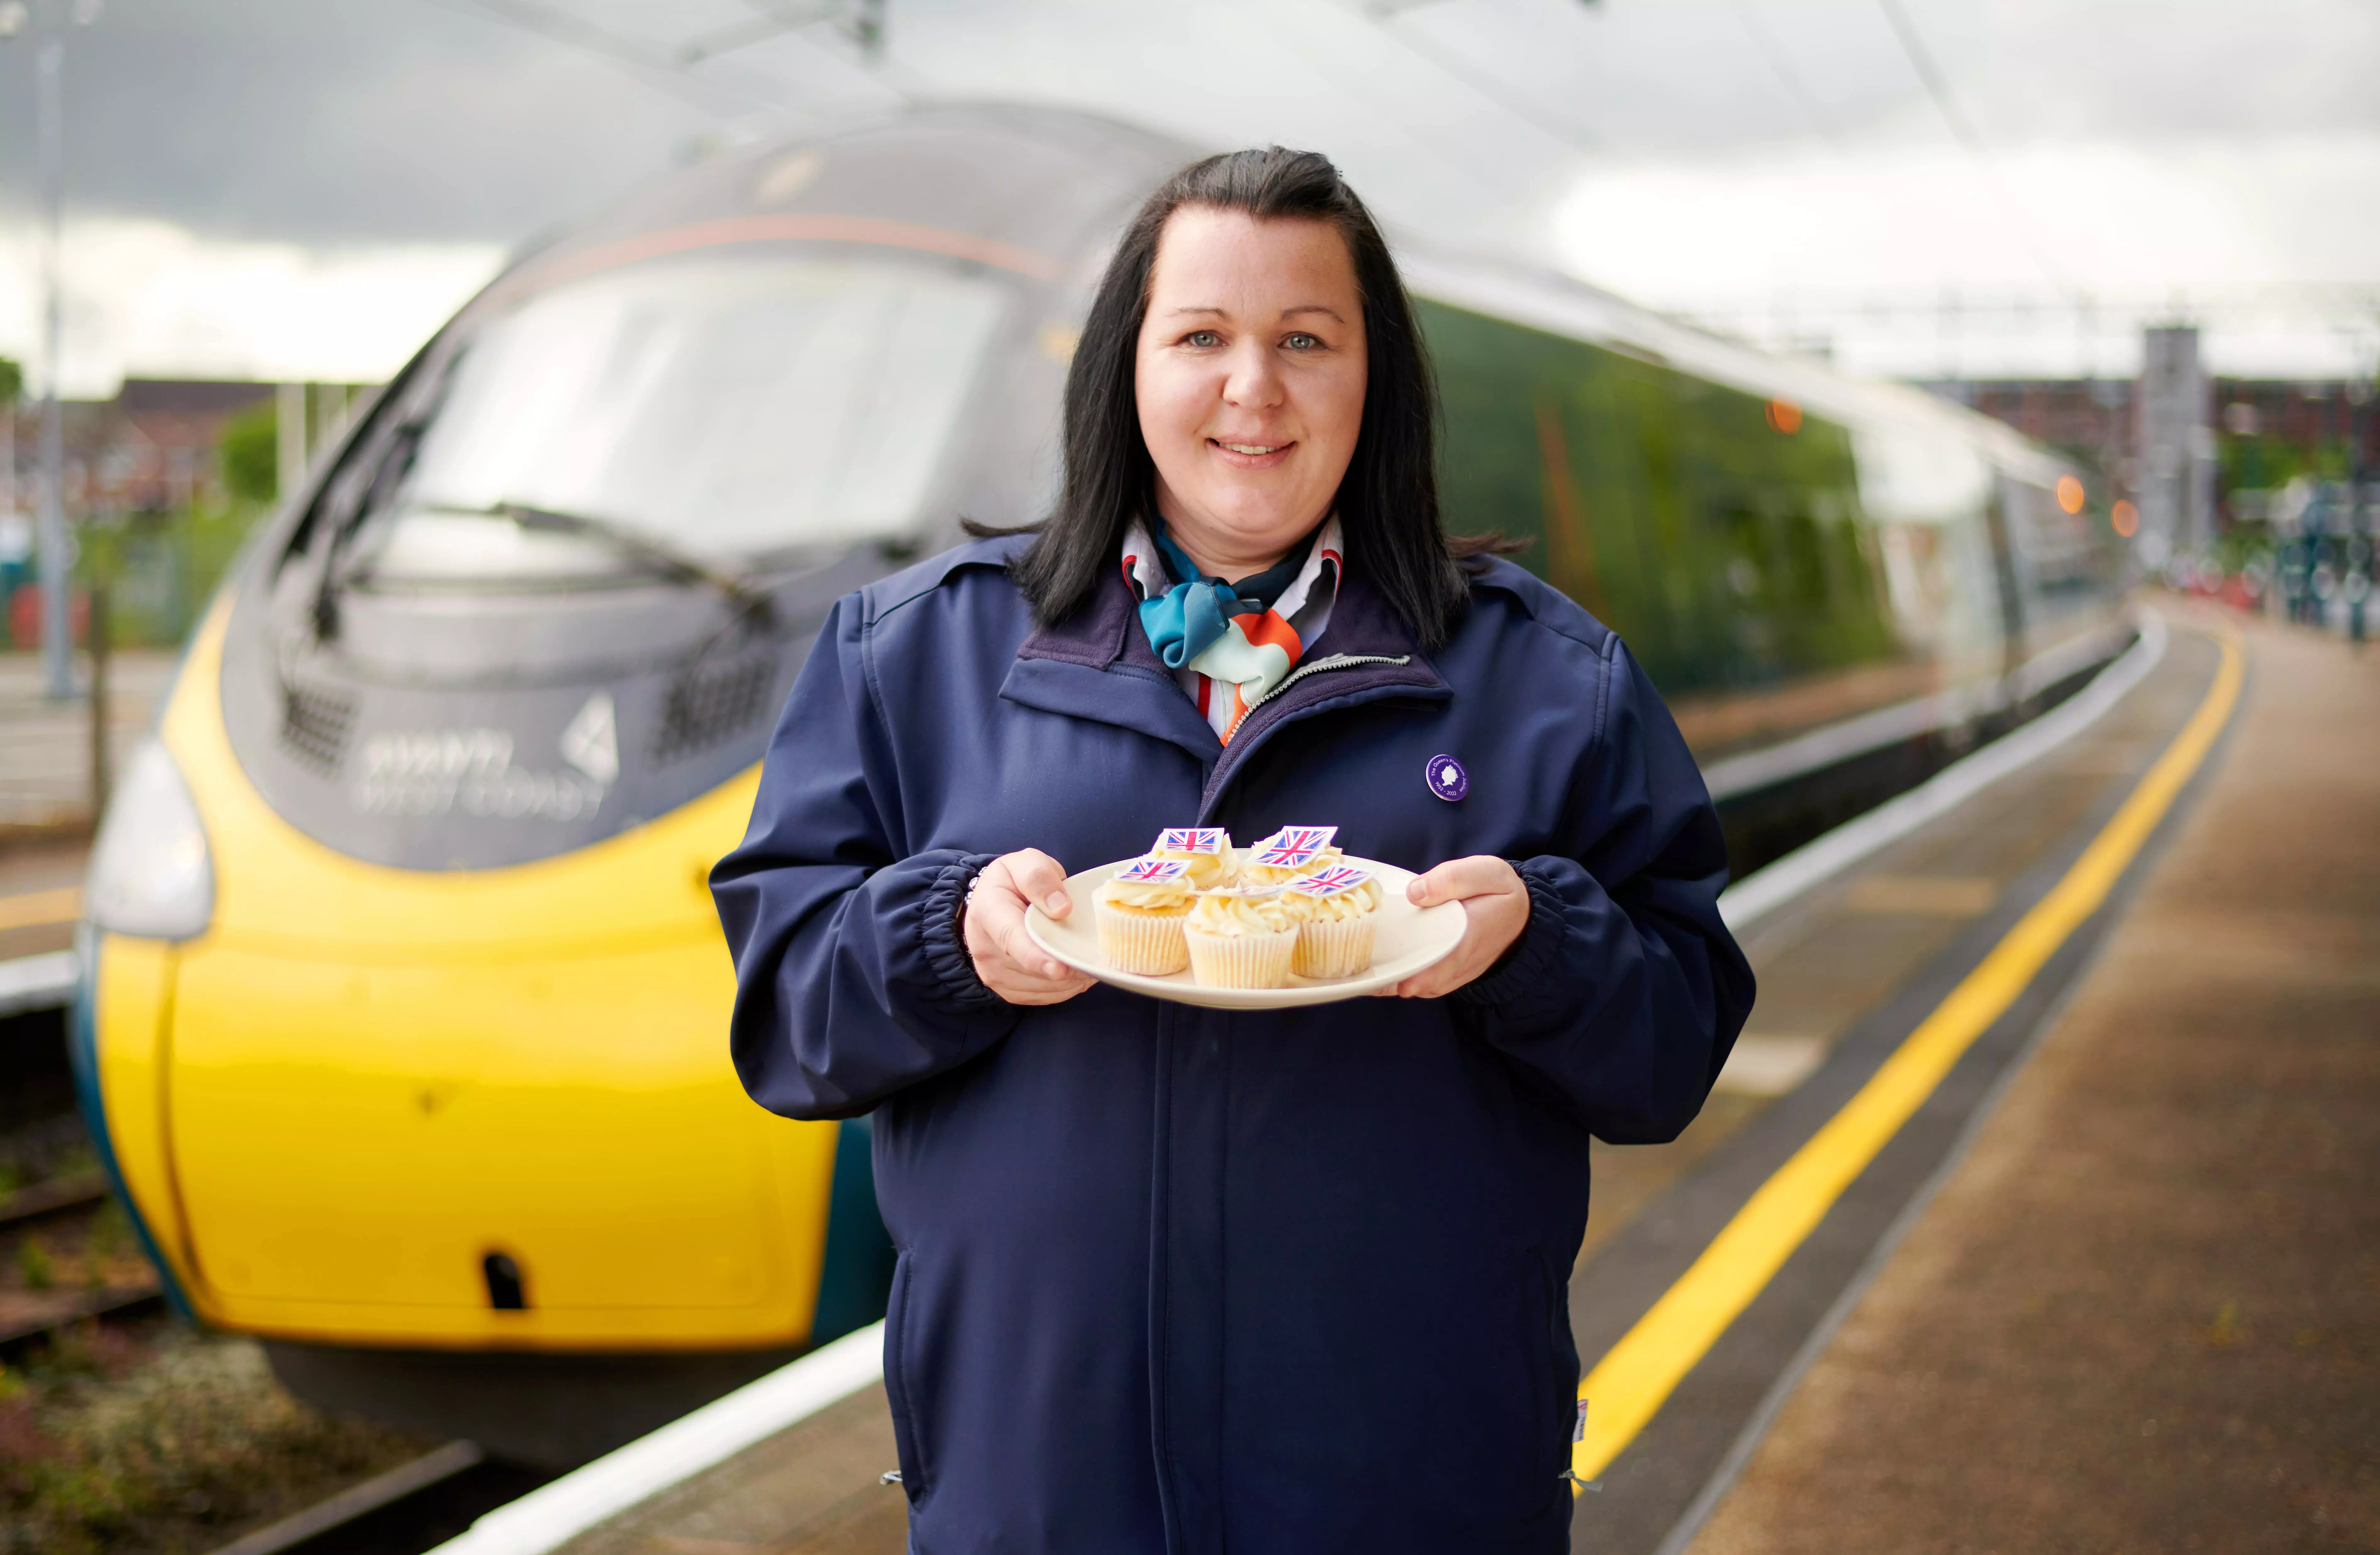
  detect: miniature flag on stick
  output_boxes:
[1156,828,1229,854]
[1288,864,1374,896]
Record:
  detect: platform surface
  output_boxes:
[1685,605,2378,1551]
[0,648,175,830]
[531,602,2369,1555]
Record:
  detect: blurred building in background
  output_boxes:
[0,378,368,651]
[2135,326,2216,556]
[1918,342,2377,548]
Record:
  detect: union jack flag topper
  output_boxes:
[1115,857,1192,884]
[1258,825,1337,855]
[1155,827,1228,854]
[1251,845,1320,869]
[1288,864,1374,897]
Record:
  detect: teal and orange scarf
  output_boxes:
[1122,515,1343,743]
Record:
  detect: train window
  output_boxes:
[1852,425,1991,528]
[357,254,1010,585]
[1421,296,1897,699]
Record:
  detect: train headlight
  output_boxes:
[86,739,215,941]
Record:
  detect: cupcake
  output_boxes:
[1093,857,1196,975]
[1181,886,1300,989]
[1151,827,1235,890]
[1237,825,1343,888]
[1280,864,1384,979]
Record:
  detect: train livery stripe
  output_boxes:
[497,214,1065,303]
[1572,625,2246,1488]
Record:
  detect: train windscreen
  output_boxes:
[359,253,1010,585]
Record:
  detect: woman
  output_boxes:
[713,148,1755,1553]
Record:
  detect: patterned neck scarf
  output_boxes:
[1122,515,1343,743]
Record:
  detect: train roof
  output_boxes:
[483,101,2068,489]
[1394,245,2070,486]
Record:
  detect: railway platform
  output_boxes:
[421,597,2380,1555]
[1681,603,2378,1553]
[0,647,172,1019]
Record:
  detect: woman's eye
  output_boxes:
[1184,330,1222,348]
[1283,332,1321,351]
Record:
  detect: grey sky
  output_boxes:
[0,0,724,244]
[1,0,2367,245]
[0,0,2372,387]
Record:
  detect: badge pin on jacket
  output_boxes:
[1426,754,1469,802]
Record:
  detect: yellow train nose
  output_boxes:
[85,604,847,1352]
[162,933,834,1346]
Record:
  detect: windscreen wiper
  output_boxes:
[433,500,775,623]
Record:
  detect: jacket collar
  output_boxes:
[1001,560,1452,809]
[1000,562,1217,762]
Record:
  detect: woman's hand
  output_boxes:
[1382,856,1531,999]
[964,849,1097,1006]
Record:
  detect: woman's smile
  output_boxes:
[1208,437,1296,468]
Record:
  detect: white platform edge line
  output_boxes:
[1717,608,2169,933]
[0,948,80,1017]
[425,1320,885,1555]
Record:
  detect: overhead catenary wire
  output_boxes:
[1361,2,1601,161]
[1872,0,2077,301]
[1234,1,1555,213]
[417,0,780,118]
[677,1,852,66]
[417,0,906,122]
[675,0,898,71]
[1726,0,1844,148]
[1725,0,1945,349]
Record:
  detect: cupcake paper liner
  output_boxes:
[1291,916,1377,980]
[1183,923,1298,988]
[1095,902,1190,976]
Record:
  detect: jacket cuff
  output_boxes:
[918,853,1003,1014]
[1451,859,1568,1019]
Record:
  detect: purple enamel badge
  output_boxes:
[1426,754,1469,802]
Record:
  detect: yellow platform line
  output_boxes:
[0,885,82,934]
[1574,626,2244,1488]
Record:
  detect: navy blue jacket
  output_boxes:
[713,537,1753,1554]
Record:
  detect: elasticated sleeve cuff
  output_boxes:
[917,852,1003,1014]
[1450,859,1571,1022]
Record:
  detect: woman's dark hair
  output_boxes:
[976,146,1505,651]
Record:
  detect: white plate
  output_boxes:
[1024,855,1465,1010]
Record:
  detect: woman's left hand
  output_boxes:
[1381,855,1531,998]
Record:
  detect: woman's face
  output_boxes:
[1135,207,1368,577]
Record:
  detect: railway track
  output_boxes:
[198,1442,552,1555]
[0,1072,556,1555]
[0,1113,165,1364]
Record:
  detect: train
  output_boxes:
[70,103,2121,1465]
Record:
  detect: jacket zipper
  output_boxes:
[1200,653,1421,819]
[1244,653,1412,715]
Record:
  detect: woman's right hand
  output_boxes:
[964,849,1096,1006]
